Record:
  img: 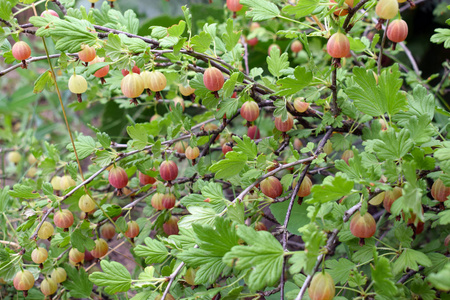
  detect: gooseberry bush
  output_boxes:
[1,0,450,299]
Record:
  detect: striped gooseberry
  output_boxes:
[78,45,96,63]
[203,67,224,92]
[350,211,376,239]
[139,171,156,185]
[124,221,140,238]
[122,65,141,76]
[163,216,179,235]
[79,194,96,213]
[260,176,283,199]
[293,176,312,198]
[308,271,335,300]
[100,223,116,240]
[179,83,195,96]
[13,270,35,292]
[40,278,57,296]
[293,98,309,113]
[274,113,294,132]
[68,74,88,102]
[383,187,402,213]
[40,9,59,17]
[60,175,76,191]
[431,179,450,202]
[31,247,48,264]
[90,56,110,82]
[185,146,200,160]
[12,41,31,68]
[341,150,354,165]
[108,166,128,189]
[90,238,108,258]
[121,73,144,105]
[51,176,62,191]
[162,193,176,209]
[51,267,67,283]
[151,193,165,210]
[240,101,260,122]
[247,125,261,140]
[159,161,178,181]
[387,19,408,43]
[37,221,54,240]
[174,141,188,154]
[171,96,185,112]
[54,209,74,229]
[375,0,399,20]
[327,32,350,58]
[69,248,84,263]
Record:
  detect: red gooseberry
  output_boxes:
[163,216,179,235]
[139,171,156,185]
[203,67,224,92]
[13,270,35,291]
[108,166,128,189]
[387,19,408,43]
[162,193,176,209]
[291,40,303,53]
[12,41,31,63]
[185,146,200,160]
[159,161,178,181]
[274,113,294,132]
[101,223,116,240]
[226,0,243,12]
[40,9,59,17]
[124,221,140,238]
[54,209,74,229]
[350,211,376,239]
[247,125,261,140]
[222,143,233,155]
[151,193,165,210]
[293,98,309,113]
[327,32,350,58]
[260,176,283,199]
[308,271,335,300]
[293,176,312,198]
[431,179,450,203]
[383,187,402,213]
[240,101,260,122]
[90,238,108,258]
[78,45,96,63]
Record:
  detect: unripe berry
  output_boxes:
[69,248,85,263]
[108,166,128,189]
[204,123,219,132]
[60,175,76,191]
[121,73,144,100]
[159,161,178,181]
[54,209,74,229]
[184,268,196,286]
[40,9,59,17]
[78,45,96,63]
[387,19,408,43]
[247,125,261,140]
[150,114,162,122]
[90,238,108,258]
[308,272,335,300]
[291,40,303,53]
[79,194,96,213]
[203,67,224,92]
[124,221,140,238]
[27,154,37,165]
[90,56,110,79]
[174,141,188,154]
[139,171,156,185]
[293,176,312,198]
[254,222,267,231]
[7,151,22,164]
[13,270,35,291]
[31,247,48,264]
[179,83,195,96]
[274,113,294,132]
[12,41,31,61]
[383,187,402,213]
[293,98,309,113]
[185,146,200,160]
[37,221,54,240]
[26,167,37,178]
[330,0,354,16]
[226,0,243,12]
[162,193,176,209]
[101,223,116,240]
[240,101,260,122]
[341,150,354,165]
[40,278,57,296]
[151,193,165,210]
[323,140,333,155]
[327,32,350,58]
[375,0,399,20]
[163,216,179,235]
[222,143,233,155]
[350,211,376,239]
[431,179,450,202]
[147,71,167,92]
[260,176,283,199]
[51,267,67,283]
[51,176,62,191]
[68,74,88,102]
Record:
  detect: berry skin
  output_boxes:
[90,56,110,79]
[383,187,402,213]
[341,150,354,165]
[68,74,88,102]
[174,141,188,154]
[78,45,96,62]
[387,19,408,43]
[79,194,96,213]
[163,216,179,235]
[179,83,195,96]
[31,247,48,264]
[13,270,35,291]
[124,221,140,238]
[12,41,31,61]
[147,71,167,92]
[100,223,116,240]
[51,267,67,283]
[274,113,294,132]
[185,146,200,160]
[159,161,178,181]
[38,221,54,240]
[7,151,22,164]
[203,67,224,92]
[69,248,85,263]
[121,73,145,100]
[222,143,233,155]
[60,175,76,191]
[375,0,399,20]
[293,176,312,198]
[327,32,350,58]
[40,278,57,296]
[240,101,260,122]
[151,193,165,211]
[27,153,37,164]
[162,193,176,209]
[54,209,74,229]
[226,0,243,12]
[40,9,59,17]
[90,238,108,258]
[293,138,303,151]
[247,125,261,140]
[139,172,156,185]
[291,40,303,53]
[350,211,376,239]
[431,179,450,202]
[308,271,335,300]
[330,0,354,16]
[108,166,129,189]
[293,98,309,113]
[260,176,283,199]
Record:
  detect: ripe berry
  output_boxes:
[12,41,31,68]
[406,212,424,234]
[139,171,156,185]
[174,141,188,154]
[226,0,243,12]
[124,221,140,238]
[51,267,67,283]
[185,146,200,160]
[31,247,48,264]
[308,271,335,300]
[108,166,128,189]
[68,74,88,102]
[37,221,54,240]
[387,19,408,43]
[431,179,450,202]
[327,32,350,58]
[162,193,176,209]
[293,98,309,113]
[122,65,140,76]
[247,37,259,46]
[13,270,35,291]
[159,161,178,181]
[90,56,110,81]
[60,175,76,191]
[341,150,354,165]
[383,187,402,213]
[163,216,179,235]
[375,0,399,20]
[151,193,165,210]
[90,238,108,258]
[51,176,62,191]
[240,101,260,122]
[121,73,144,104]
[78,45,96,62]
[330,0,354,16]
[69,248,84,263]
[254,222,267,231]
[350,211,376,239]
[203,67,224,92]
[40,9,59,17]
[147,71,167,100]
[40,278,57,296]
[101,223,116,240]
[268,44,281,55]
[7,151,22,164]
[79,194,96,213]
[274,113,294,132]
[260,176,283,199]
[293,138,303,151]
[247,125,261,140]
[222,143,233,155]
[27,154,37,165]
[54,209,74,229]
[293,176,312,198]
[291,40,303,53]
[179,83,195,96]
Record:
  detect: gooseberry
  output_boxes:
[247,125,261,140]
[291,40,303,53]
[159,161,178,181]
[387,19,408,43]
[139,171,156,185]
[40,278,57,296]
[375,0,399,20]
[274,113,294,132]
[7,151,22,164]
[100,223,116,240]
[121,73,144,104]
[341,150,354,165]
[185,146,200,160]
[90,238,108,258]
[293,98,309,113]
[308,271,335,300]
[51,267,67,283]
[383,187,402,213]
[179,83,195,96]
[12,41,31,68]
[124,221,140,238]
[79,194,96,213]
[293,176,312,198]
[350,211,377,239]
[151,193,165,210]
[240,101,260,122]
[37,221,54,240]
[203,67,224,92]
[431,179,450,203]
[108,166,128,189]
[54,209,74,229]
[260,176,283,199]
[162,193,176,209]
[78,45,96,63]
[31,247,48,264]
[13,270,35,292]
[327,32,350,58]
[163,216,179,235]
[40,9,59,17]
[68,74,88,102]
[69,248,84,263]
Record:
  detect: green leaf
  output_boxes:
[191,31,212,53]
[8,184,40,199]
[209,151,248,179]
[127,124,148,150]
[308,175,354,204]
[270,200,309,234]
[276,66,313,96]
[104,33,123,60]
[240,0,280,21]
[177,218,239,285]
[394,85,434,125]
[232,136,257,160]
[71,228,95,253]
[371,256,398,297]
[49,17,97,52]
[405,115,434,144]
[167,20,186,37]
[430,28,450,48]
[89,260,132,294]
[33,70,54,94]
[222,19,241,51]
[325,258,356,285]
[0,186,10,212]
[0,0,12,21]
[281,0,320,18]
[66,134,97,160]
[267,46,289,78]
[63,266,93,298]
[372,129,413,161]
[134,237,169,264]
[428,262,450,291]
[392,249,432,275]
[223,225,284,291]
[178,206,218,229]
[96,132,111,149]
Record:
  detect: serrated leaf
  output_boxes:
[392,249,432,275]
[430,28,450,48]
[89,260,132,294]
[281,0,320,18]
[232,136,257,160]
[372,129,413,161]
[191,31,212,53]
[240,0,280,21]
[33,70,54,94]
[66,135,97,160]
[209,151,248,179]
[276,66,313,96]
[308,175,354,204]
[222,19,241,51]
[325,258,356,284]
[134,237,168,264]
[267,46,289,78]
[178,206,218,229]
[63,266,93,298]
[371,256,398,297]
[127,124,148,150]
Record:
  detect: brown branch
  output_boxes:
[343,0,371,33]
[0,53,77,77]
